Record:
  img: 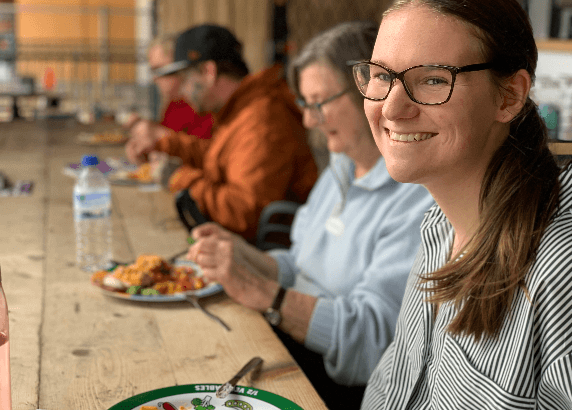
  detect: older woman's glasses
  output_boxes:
[350,61,494,105]
[296,89,349,122]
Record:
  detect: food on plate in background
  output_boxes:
[127,163,154,183]
[109,152,181,186]
[76,129,127,145]
[91,254,205,296]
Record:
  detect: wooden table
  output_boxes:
[0,119,327,410]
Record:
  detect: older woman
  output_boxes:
[188,22,433,409]
[355,1,572,409]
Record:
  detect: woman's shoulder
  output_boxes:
[528,207,572,294]
[557,163,572,212]
[526,165,572,282]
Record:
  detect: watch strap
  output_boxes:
[271,286,287,310]
[263,286,287,327]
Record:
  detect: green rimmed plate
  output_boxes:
[108,384,303,410]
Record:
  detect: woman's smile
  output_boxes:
[386,129,437,142]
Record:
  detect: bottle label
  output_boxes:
[73,191,111,220]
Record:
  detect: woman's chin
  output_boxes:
[326,138,345,154]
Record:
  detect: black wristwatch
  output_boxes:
[263,286,287,327]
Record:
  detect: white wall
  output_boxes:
[529,0,553,39]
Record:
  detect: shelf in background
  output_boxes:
[537,39,572,53]
[549,140,572,156]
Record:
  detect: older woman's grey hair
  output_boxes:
[288,21,378,106]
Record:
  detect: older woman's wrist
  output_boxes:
[256,279,281,313]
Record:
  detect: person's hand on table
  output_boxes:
[187,223,278,312]
[125,119,170,165]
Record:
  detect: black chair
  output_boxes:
[255,200,302,251]
[175,190,301,250]
[175,189,209,233]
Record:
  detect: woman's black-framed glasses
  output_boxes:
[349,60,494,105]
[296,88,349,122]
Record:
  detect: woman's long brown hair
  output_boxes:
[387,0,562,341]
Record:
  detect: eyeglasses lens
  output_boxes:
[296,100,324,122]
[354,63,454,104]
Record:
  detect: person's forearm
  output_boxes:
[279,289,317,343]
[224,246,315,343]
[247,276,316,344]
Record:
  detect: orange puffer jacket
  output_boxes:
[155,64,318,243]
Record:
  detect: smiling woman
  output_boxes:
[358,1,572,409]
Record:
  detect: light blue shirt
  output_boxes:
[269,152,434,386]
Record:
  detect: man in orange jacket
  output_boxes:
[125,25,317,243]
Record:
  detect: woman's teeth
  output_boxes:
[388,131,435,142]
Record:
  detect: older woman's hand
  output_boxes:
[188,226,277,312]
[188,222,228,242]
[188,223,248,260]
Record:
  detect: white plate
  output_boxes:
[92,259,223,302]
[107,384,303,410]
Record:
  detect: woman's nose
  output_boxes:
[303,108,322,129]
[380,80,419,121]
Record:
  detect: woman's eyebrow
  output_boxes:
[370,58,385,65]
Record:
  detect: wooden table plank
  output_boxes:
[112,186,188,259]
[38,121,181,409]
[0,121,48,410]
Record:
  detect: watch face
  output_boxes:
[264,309,281,326]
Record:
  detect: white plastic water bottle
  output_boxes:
[73,155,113,272]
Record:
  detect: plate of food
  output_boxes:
[76,129,128,145]
[91,255,222,302]
[108,162,157,186]
[108,384,303,410]
[108,154,181,187]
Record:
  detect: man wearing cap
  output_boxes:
[125,24,318,243]
[124,33,213,138]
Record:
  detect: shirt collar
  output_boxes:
[329,152,394,192]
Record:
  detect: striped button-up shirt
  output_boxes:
[361,167,572,410]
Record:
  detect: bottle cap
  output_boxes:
[81,155,99,166]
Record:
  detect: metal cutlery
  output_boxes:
[185,293,231,331]
[167,248,189,264]
[111,248,188,267]
[216,357,264,399]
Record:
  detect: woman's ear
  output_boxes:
[496,68,532,123]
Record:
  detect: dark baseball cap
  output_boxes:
[154,24,249,77]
